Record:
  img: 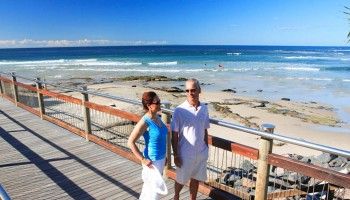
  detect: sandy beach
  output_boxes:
[59,77,350,157]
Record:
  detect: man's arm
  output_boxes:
[172,131,182,167]
[204,129,208,146]
[171,131,179,157]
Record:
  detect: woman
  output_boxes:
[127,91,168,200]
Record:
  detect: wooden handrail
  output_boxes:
[268,153,350,187]
[0,76,12,83]
[84,101,141,123]
[14,81,37,92]
[208,135,259,160]
[40,89,83,105]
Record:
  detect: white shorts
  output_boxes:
[175,152,208,185]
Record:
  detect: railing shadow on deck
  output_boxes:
[0,110,140,199]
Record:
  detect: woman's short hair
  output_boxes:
[142,91,157,111]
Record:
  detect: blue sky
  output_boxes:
[0,0,349,47]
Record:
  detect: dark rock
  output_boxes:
[164,87,184,93]
[271,166,286,177]
[232,168,246,176]
[267,186,275,193]
[281,98,291,101]
[252,101,267,108]
[149,86,185,93]
[316,153,338,164]
[110,104,116,107]
[288,172,310,184]
[131,85,136,87]
[222,89,236,93]
[223,167,236,173]
[306,191,327,200]
[328,157,348,168]
[257,89,263,92]
[301,157,312,164]
[249,189,256,196]
[337,163,350,174]
[227,174,241,183]
[233,179,243,187]
[200,82,213,86]
[288,153,304,161]
[118,75,187,82]
[241,160,255,173]
[220,172,231,184]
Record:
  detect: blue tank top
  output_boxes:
[142,115,168,161]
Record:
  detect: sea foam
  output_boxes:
[281,67,320,72]
[0,59,142,66]
[148,61,177,66]
[226,52,241,56]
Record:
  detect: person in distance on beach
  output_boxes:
[171,78,210,200]
[128,91,168,200]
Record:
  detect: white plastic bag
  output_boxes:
[139,164,168,200]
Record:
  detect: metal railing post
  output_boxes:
[11,72,19,105]
[255,123,275,200]
[0,74,3,96]
[35,78,45,119]
[161,102,172,171]
[81,86,91,141]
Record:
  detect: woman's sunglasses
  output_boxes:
[151,100,161,105]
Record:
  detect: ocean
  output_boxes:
[0,45,349,123]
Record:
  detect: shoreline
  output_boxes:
[55,76,350,155]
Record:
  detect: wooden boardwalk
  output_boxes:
[0,99,213,200]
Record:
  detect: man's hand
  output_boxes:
[174,156,182,168]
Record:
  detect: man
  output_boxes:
[171,78,210,200]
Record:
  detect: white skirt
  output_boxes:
[139,158,167,200]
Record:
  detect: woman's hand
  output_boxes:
[142,158,153,168]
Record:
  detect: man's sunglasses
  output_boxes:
[185,89,197,93]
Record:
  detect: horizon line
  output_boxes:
[1,44,349,50]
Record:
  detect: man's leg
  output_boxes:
[189,178,199,200]
[174,181,184,200]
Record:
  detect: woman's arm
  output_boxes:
[127,118,152,167]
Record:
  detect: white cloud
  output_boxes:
[0,39,167,48]
[0,40,17,46]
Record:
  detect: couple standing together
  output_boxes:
[128,78,210,200]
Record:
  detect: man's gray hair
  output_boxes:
[186,78,201,92]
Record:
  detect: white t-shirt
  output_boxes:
[171,100,210,158]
